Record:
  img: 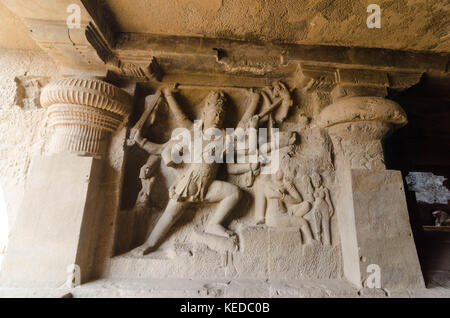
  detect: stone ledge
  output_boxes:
[1,278,448,298]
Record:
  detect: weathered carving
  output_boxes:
[120,79,340,260]
[318,96,408,170]
[40,78,132,157]
[303,172,334,245]
[135,156,160,210]
[106,55,164,81]
[255,169,313,243]
[0,0,441,293]
[129,88,243,255]
[127,90,162,147]
[298,64,337,92]
[254,132,299,223]
[253,134,333,246]
[260,81,294,125]
[14,76,49,110]
[298,63,423,96]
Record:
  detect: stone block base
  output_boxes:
[0,154,103,288]
[338,169,425,290]
[107,226,342,281]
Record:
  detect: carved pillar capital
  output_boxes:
[41,78,132,157]
[318,96,407,170]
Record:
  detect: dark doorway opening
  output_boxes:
[385,73,450,289]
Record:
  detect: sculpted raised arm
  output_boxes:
[135,130,164,155]
[164,87,193,128]
[236,89,260,129]
[283,180,303,204]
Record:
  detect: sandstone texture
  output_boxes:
[0,0,448,298]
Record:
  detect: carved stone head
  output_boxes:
[311,172,322,188]
[202,91,226,128]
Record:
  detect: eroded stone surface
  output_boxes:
[105,0,450,53]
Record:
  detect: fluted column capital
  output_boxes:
[41,77,132,157]
[318,96,407,170]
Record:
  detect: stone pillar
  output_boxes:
[318,95,425,291]
[0,78,131,287]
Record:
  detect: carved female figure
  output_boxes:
[135,156,160,209]
[304,172,334,245]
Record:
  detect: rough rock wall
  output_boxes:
[0,2,41,51]
[0,49,58,235]
[106,0,450,52]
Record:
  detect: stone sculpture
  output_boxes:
[252,136,315,243]
[304,172,334,245]
[130,88,242,255]
[128,81,315,251]
[129,91,164,210]
[124,79,337,255]
[0,0,435,293]
[255,169,313,242]
[135,156,160,210]
[240,81,294,131]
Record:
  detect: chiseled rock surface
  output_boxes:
[0,277,449,298]
[107,226,342,282]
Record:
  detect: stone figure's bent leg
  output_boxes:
[309,211,322,242]
[204,180,241,238]
[290,202,313,244]
[254,182,267,225]
[299,219,313,244]
[131,199,187,255]
[293,201,311,217]
[321,211,331,245]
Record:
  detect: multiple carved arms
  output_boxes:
[128,90,162,147]
[163,87,193,129]
[128,87,192,155]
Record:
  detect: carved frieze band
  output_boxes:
[41,78,132,157]
[298,63,423,95]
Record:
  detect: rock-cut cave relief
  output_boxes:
[122,81,338,262]
[1,0,443,296]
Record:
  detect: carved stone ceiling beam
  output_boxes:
[114,32,449,88]
[116,33,449,73]
[2,0,449,87]
[1,0,114,76]
[0,0,162,80]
